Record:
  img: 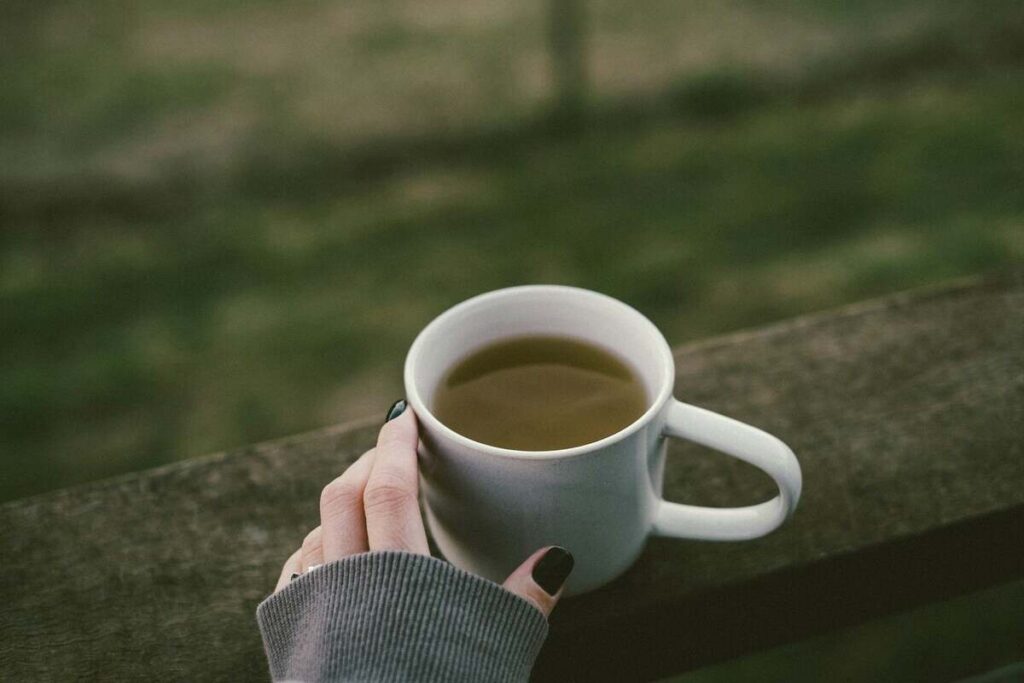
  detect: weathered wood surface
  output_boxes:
[1,273,1022,681]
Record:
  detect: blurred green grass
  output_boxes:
[1,0,1022,506]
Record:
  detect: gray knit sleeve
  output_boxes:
[256,551,549,682]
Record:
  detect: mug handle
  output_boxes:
[653,400,802,541]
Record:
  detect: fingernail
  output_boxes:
[532,546,574,595]
[384,399,408,423]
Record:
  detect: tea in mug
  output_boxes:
[432,335,647,450]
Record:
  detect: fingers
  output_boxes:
[273,401,429,595]
[363,406,430,554]
[320,449,375,562]
[275,549,302,593]
[502,546,575,619]
[301,526,324,570]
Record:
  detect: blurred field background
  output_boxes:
[4,0,1022,503]
[2,0,1023,678]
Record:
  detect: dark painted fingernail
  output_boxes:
[384,399,408,423]
[532,546,574,595]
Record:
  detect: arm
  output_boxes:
[256,401,574,682]
[258,552,547,683]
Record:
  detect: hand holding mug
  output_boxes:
[275,402,575,617]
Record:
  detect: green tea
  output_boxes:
[432,335,648,450]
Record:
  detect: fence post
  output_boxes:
[548,0,588,132]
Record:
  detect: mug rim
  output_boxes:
[404,285,676,460]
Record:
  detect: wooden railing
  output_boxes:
[1,272,1021,681]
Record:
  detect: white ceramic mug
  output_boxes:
[404,285,802,595]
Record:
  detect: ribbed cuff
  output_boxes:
[256,551,549,683]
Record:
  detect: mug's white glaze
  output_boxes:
[405,286,801,595]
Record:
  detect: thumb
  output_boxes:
[502,546,575,619]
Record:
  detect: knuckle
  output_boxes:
[363,477,415,515]
[301,528,322,553]
[320,477,361,516]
